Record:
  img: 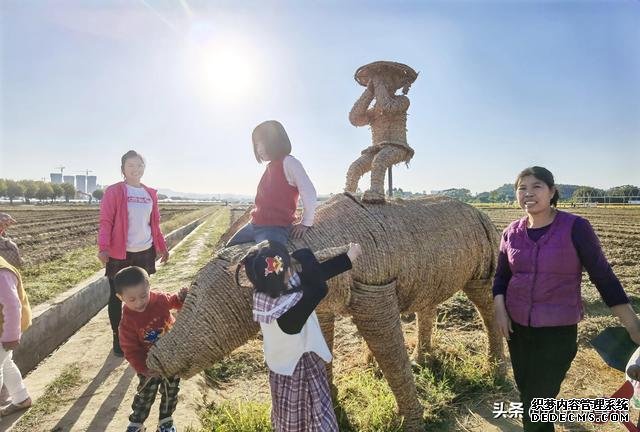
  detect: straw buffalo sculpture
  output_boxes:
[147,193,504,431]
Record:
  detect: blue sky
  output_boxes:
[1,0,639,195]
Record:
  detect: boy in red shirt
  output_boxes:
[114,266,187,432]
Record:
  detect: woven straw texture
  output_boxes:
[347,62,417,202]
[147,193,504,431]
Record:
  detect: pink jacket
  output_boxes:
[98,182,167,260]
[0,270,21,343]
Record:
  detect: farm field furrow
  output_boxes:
[0,204,214,266]
[0,204,222,305]
[481,206,640,296]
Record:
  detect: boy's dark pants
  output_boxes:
[508,322,577,432]
[130,374,180,425]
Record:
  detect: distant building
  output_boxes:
[50,173,63,184]
[87,176,97,194]
[75,175,87,193]
[63,176,75,186]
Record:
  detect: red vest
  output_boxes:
[251,158,299,227]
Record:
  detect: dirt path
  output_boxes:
[3,209,229,432]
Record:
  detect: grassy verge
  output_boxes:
[188,401,272,432]
[22,206,219,305]
[204,347,265,389]
[152,208,229,290]
[159,208,229,271]
[21,245,104,305]
[13,363,83,432]
[193,209,231,270]
[192,339,510,432]
[159,205,220,234]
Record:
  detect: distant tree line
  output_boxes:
[0,178,105,204]
[389,184,640,204]
[570,185,640,203]
[2,177,637,205]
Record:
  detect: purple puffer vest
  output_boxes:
[504,211,583,327]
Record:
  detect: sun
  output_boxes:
[185,24,258,102]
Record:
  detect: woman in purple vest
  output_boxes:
[493,166,640,432]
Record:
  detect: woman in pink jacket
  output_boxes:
[97,150,169,356]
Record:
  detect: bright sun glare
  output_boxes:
[186,22,258,101]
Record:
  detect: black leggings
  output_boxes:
[105,246,157,333]
[508,322,578,432]
[108,278,123,333]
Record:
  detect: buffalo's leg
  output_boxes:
[463,279,506,375]
[317,312,336,387]
[349,281,424,432]
[412,307,436,365]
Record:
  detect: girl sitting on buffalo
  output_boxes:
[226,120,318,246]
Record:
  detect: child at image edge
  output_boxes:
[0,255,32,417]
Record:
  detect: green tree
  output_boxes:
[439,188,473,202]
[92,189,104,201]
[556,184,581,200]
[572,186,605,203]
[51,183,64,202]
[0,179,6,198]
[61,183,76,202]
[5,180,24,204]
[36,182,53,202]
[606,185,640,203]
[19,180,38,204]
[489,191,508,203]
[475,192,490,203]
[492,184,516,201]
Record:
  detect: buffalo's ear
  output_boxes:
[225,263,253,290]
[236,279,254,291]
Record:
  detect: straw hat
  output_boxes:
[354,61,418,91]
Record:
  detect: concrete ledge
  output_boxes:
[14,215,207,374]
